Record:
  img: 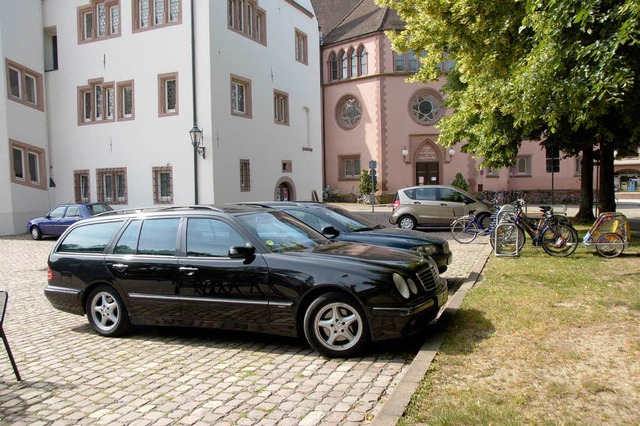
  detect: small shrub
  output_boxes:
[452,173,469,192]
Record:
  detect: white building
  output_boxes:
[1,0,322,236]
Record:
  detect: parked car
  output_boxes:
[240,201,452,273]
[26,202,113,240]
[44,205,448,358]
[390,185,494,230]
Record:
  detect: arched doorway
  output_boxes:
[414,142,441,185]
[274,177,296,201]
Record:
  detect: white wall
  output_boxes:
[0,0,50,235]
[207,0,323,203]
[41,0,323,211]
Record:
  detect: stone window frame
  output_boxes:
[335,95,363,130]
[152,166,173,204]
[295,29,308,65]
[74,170,91,202]
[339,155,361,180]
[240,159,251,192]
[117,80,135,120]
[230,74,252,119]
[77,78,116,125]
[132,0,182,33]
[77,0,121,44]
[228,0,267,46]
[9,139,47,191]
[96,167,128,204]
[5,59,45,112]
[408,89,443,126]
[158,72,178,117]
[273,89,289,125]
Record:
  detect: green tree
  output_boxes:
[451,173,470,192]
[359,169,378,195]
[377,0,640,220]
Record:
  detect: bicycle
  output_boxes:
[493,200,579,257]
[322,185,340,202]
[450,200,499,243]
[351,186,370,204]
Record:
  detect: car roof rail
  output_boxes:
[155,205,224,213]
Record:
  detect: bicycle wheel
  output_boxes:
[595,233,624,258]
[489,224,526,251]
[540,224,578,257]
[451,217,479,243]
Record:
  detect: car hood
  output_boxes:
[284,241,425,269]
[349,228,446,245]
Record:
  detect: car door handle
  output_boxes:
[179,266,198,276]
[111,263,128,272]
[413,202,420,204]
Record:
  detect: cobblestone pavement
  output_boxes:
[0,216,490,425]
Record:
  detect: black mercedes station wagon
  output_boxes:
[45,205,448,358]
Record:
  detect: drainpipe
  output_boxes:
[191,0,199,204]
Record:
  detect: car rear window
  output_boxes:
[86,204,113,215]
[58,221,125,253]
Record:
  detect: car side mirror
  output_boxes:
[320,226,340,238]
[228,243,256,260]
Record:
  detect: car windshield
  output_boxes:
[321,206,383,232]
[86,204,113,215]
[237,211,329,253]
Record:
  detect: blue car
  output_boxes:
[27,203,113,240]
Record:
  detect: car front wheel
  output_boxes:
[30,226,42,240]
[398,215,417,230]
[304,292,370,358]
[86,286,131,337]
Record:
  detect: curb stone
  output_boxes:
[370,242,493,426]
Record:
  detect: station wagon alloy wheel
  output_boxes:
[86,287,131,337]
[304,293,370,358]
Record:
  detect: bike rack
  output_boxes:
[494,205,520,257]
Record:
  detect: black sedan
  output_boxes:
[44,205,448,358]
[240,202,452,273]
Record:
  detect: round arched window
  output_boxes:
[410,90,443,125]
[336,96,363,129]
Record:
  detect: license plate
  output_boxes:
[437,289,448,308]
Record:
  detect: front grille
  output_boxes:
[416,264,437,294]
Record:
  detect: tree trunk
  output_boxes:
[575,144,595,223]
[598,142,617,213]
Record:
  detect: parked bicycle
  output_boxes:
[450,205,498,243]
[493,199,579,257]
[322,185,340,202]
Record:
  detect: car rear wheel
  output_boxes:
[304,292,370,358]
[398,215,417,230]
[86,286,131,337]
[30,226,42,240]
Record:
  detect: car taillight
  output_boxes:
[393,199,400,210]
[47,267,53,281]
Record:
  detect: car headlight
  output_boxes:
[393,273,410,299]
[414,245,438,256]
[407,278,418,295]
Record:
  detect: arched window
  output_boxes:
[328,52,338,81]
[358,46,368,76]
[349,48,357,77]
[339,50,347,80]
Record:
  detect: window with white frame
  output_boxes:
[339,50,347,79]
[295,29,308,64]
[329,52,339,81]
[77,78,116,124]
[231,75,252,118]
[394,51,420,72]
[133,0,181,32]
[240,159,251,191]
[74,170,91,202]
[9,139,46,190]
[545,146,560,173]
[78,1,121,43]
[274,90,289,125]
[359,46,368,75]
[97,167,127,204]
[153,166,173,204]
[117,80,134,120]
[228,0,266,44]
[158,72,178,116]
[340,156,361,180]
[5,59,44,111]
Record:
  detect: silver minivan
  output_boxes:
[390,185,494,229]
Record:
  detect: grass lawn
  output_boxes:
[401,226,640,425]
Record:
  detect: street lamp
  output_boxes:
[401,147,409,161]
[448,147,455,162]
[189,125,205,159]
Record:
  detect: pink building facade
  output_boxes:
[313,0,640,201]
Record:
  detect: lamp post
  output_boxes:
[401,147,409,162]
[448,147,455,163]
[189,125,205,159]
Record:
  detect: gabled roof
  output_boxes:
[311,0,404,45]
